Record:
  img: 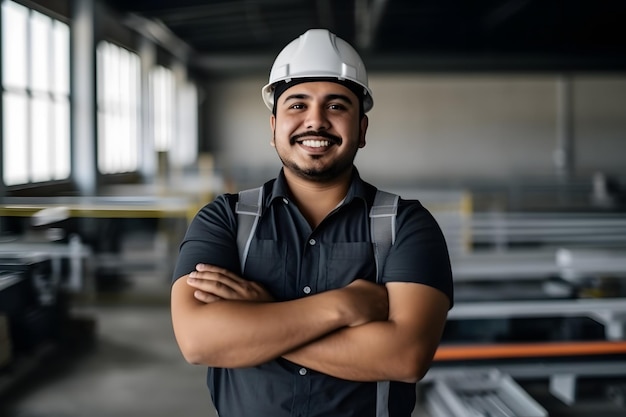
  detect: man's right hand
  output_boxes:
[339,279,389,327]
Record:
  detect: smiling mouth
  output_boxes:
[291,131,342,147]
[298,139,332,148]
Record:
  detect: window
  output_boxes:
[150,65,175,153]
[1,0,70,186]
[172,81,198,167]
[96,41,141,174]
[150,66,198,167]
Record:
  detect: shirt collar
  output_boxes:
[268,168,372,208]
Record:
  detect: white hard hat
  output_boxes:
[262,29,373,113]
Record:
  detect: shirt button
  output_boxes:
[282,198,289,205]
[309,239,316,246]
[299,367,307,376]
[303,286,311,294]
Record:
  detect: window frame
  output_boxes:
[1,0,72,192]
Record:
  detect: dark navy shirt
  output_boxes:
[173,169,453,417]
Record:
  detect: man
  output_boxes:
[171,29,453,417]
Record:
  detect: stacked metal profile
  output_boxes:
[425,370,547,417]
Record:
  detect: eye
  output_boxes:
[328,103,346,110]
[289,103,305,110]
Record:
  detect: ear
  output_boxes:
[358,115,368,148]
[270,114,276,147]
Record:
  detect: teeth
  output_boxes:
[301,140,330,147]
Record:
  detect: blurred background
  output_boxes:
[1,1,626,416]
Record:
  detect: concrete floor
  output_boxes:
[1,305,216,417]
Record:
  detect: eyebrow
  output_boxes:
[282,93,354,106]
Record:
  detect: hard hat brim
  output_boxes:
[262,79,373,113]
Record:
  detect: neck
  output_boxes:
[284,168,353,227]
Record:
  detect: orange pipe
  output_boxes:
[434,340,626,361]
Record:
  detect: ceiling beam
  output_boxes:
[483,0,532,31]
[355,0,389,50]
[122,13,193,63]
[191,51,626,75]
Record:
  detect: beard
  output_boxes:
[278,152,356,182]
[274,131,360,182]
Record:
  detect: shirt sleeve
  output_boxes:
[381,200,454,308]
[171,194,240,283]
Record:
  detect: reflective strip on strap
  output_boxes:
[370,190,399,284]
[376,380,390,417]
[235,186,263,274]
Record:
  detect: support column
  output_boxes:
[554,75,575,181]
[0,4,5,196]
[138,37,157,181]
[71,0,97,195]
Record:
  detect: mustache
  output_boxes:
[290,131,342,146]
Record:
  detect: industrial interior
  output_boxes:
[1,0,626,416]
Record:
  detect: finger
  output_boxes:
[192,268,252,296]
[195,263,213,271]
[196,264,246,284]
[193,290,222,303]
[187,276,241,299]
[195,263,231,275]
[188,271,241,292]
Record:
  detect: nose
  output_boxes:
[305,105,329,130]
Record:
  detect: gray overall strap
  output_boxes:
[235,186,264,274]
[370,190,399,284]
[376,380,391,417]
[370,189,399,417]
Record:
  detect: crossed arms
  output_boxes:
[171,263,450,383]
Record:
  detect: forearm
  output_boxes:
[283,283,450,383]
[282,320,431,383]
[171,278,352,368]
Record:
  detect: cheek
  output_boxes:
[274,119,297,140]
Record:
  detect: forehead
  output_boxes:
[280,81,358,102]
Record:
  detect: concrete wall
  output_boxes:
[203,73,626,189]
